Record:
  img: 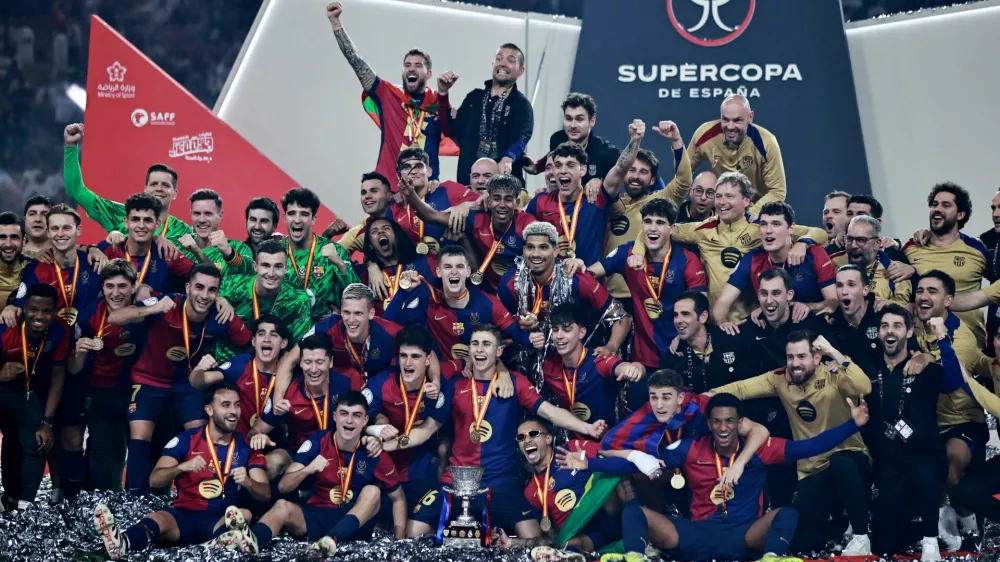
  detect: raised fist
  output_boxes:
[64,123,84,146]
[629,119,646,141]
[652,120,680,143]
[327,2,343,23]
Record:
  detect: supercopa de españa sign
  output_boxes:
[571,0,872,217]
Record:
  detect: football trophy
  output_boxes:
[440,466,489,548]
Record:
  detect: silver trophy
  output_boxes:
[441,466,489,548]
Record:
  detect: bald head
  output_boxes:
[690,171,718,218]
[470,158,500,195]
[720,95,753,146]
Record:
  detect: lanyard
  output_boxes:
[21,323,43,392]
[182,303,207,371]
[683,336,712,394]
[125,247,152,285]
[643,246,673,301]
[96,309,109,339]
[406,207,425,241]
[556,190,584,248]
[400,374,426,436]
[562,347,588,406]
[53,254,80,309]
[405,106,426,144]
[532,454,553,522]
[288,235,317,290]
[252,360,276,419]
[251,282,280,319]
[475,221,505,279]
[470,373,500,434]
[714,444,738,515]
[159,215,172,237]
[333,434,357,500]
[204,425,235,488]
[308,386,329,430]
[383,265,404,301]
[346,334,369,373]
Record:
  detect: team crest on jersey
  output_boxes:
[357,460,367,473]
[866,327,878,339]
[954,256,966,267]
[814,379,826,391]
[793,268,804,280]
[452,322,465,335]
[150,260,159,273]
[313,266,325,279]
[588,164,597,176]
[737,233,753,246]
[722,352,735,364]
[371,347,380,358]
[470,313,480,324]
[663,269,675,284]
[81,270,90,285]
[738,155,755,171]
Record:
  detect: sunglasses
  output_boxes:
[516,430,547,442]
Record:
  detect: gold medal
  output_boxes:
[469,425,482,443]
[398,276,414,291]
[643,298,662,320]
[470,272,484,286]
[540,516,552,532]
[399,373,424,451]
[523,312,538,325]
[92,337,104,351]
[416,242,429,255]
[398,435,410,448]
[670,472,685,490]
[58,307,79,326]
[567,249,575,259]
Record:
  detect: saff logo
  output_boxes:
[666,0,755,47]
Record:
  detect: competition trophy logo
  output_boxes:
[440,466,488,548]
[666,0,755,47]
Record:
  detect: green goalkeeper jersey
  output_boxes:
[284,234,359,321]
[64,146,194,242]
[214,273,314,362]
[180,240,255,277]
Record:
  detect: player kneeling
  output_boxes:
[93,382,270,559]
[230,390,406,556]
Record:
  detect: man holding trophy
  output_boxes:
[407,324,608,544]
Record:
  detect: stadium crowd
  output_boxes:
[1,2,999,562]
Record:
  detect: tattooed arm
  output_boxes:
[327,2,377,92]
[603,119,646,199]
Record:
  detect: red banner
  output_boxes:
[79,15,335,243]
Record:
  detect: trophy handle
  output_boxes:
[441,486,453,494]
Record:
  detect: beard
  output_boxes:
[930,216,958,236]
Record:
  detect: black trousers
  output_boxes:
[872,452,947,555]
[791,449,871,553]
[0,385,46,505]
[952,454,1000,523]
[85,386,130,491]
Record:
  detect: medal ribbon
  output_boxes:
[405,106,426,143]
[643,245,673,301]
[664,429,682,478]
[204,424,236,488]
[288,235,317,290]
[21,323,42,391]
[182,303,208,371]
[531,454,553,523]
[251,281,280,320]
[252,360,276,419]
[404,207,426,242]
[308,386,330,430]
[383,265,404,302]
[532,282,547,315]
[158,215,172,237]
[125,247,152,285]
[333,434,357,502]
[470,373,500,436]
[562,347,588,407]
[476,221,504,279]
[400,374,426,436]
[714,444,739,513]
[346,336,369,373]
[96,309,109,339]
[53,254,80,309]
[556,189,584,248]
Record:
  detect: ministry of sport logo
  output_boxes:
[666,0,755,47]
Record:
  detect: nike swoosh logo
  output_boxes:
[294,408,308,415]
[755,336,766,340]
[522,510,532,515]
[460,389,470,394]
[393,401,404,406]
[435,315,447,321]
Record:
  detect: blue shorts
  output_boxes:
[941,422,988,464]
[164,507,224,546]
[301,505,377,542]
[127,383,206,425]
[409,479,540,531]
[579,506,622,550]
[665,516,754,561]
[378,475,437,524]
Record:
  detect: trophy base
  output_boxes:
[442,525,484,548]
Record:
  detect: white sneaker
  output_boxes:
[842,534,871,556]
[224,505,248,531]
[309,536,338,557]
[93,503,126,560]
[921,537,941,561]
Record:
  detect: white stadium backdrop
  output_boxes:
[216,0,1000,240]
